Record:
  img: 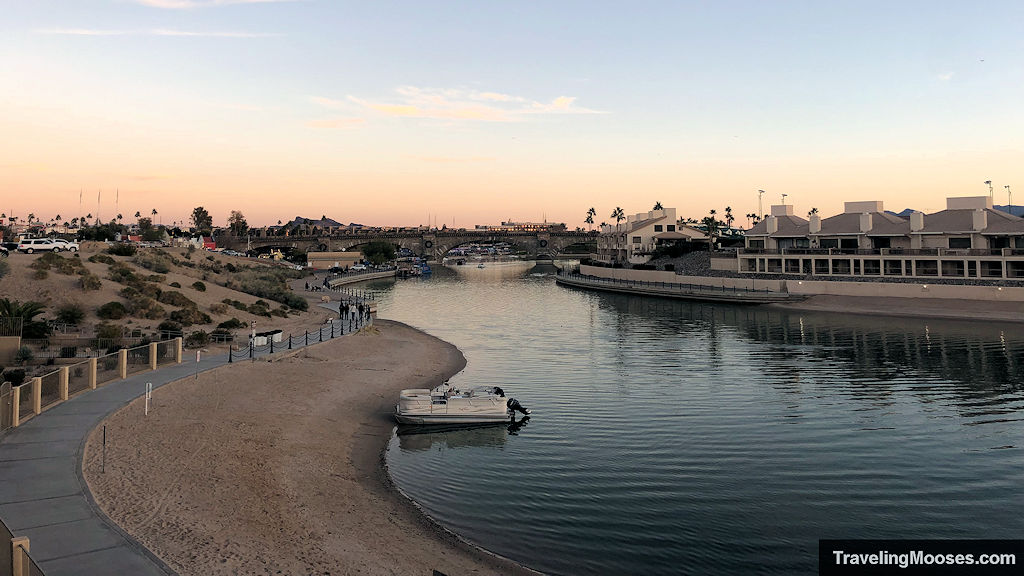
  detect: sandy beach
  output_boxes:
[82,320,535,576]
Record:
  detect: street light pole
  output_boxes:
[985,180,993,198]
[758,190,765,220]
[1006,185,1013,210]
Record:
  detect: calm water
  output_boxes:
[367,262,1024,575]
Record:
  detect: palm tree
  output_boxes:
[724,206,734,230]
[610,207,626,261]
[151,208,159,225]
[808,207,819,217]
[27,213,35,225]
[585,207,595,231]
[653,201,663,211]
[0,298,49,339]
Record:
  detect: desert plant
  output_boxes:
[79,272,102,291]
[55,302,86,325]
[95,322,123,340]
[96,301,128,320]
[191,281,206,292]
[88,253,115,265]
[2,368,26,386]
[169,281,181,288]
[158,291,196,308]
[217,318,246,330]
[209,302,228,314]
[0,299,49,338]
[184,330,210,348]
[127,296,166,320]
[33,269,48,280]
[107,243,137,256]
[15,347,33,365]
[170,307,212,327]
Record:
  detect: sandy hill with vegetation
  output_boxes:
[0,242,330,351]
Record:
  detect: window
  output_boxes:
[872,237,891,249]
[654,225,663,232]
[667,225,676,232]
[949,237,971,249]
[747,239,765,249]
[632,236,642,244]
[840,238,859,250]
[820,239,839,249]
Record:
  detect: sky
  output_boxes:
[2,0,1024,229]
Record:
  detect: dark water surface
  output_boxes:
[369,262,1024,575]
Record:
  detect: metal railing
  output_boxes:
[39,371,60,412]
[96,352,121,386]
[68,363,91,395]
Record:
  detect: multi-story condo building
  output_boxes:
[596,208,708,263]
[739,197,1024,280]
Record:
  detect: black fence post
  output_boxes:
[305,330,308,346]
[331,323,335,338]
[319,327,323,342]
[249,341,253,359]
[288,335,292,350]
[228,347,233,363]
[270,338,274,354]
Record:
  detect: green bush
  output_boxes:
[96,322,123,339]
[217,317,246,330]
[169,281,181,288]
[79,272,102,291]
[184,330,210,348]
[157,320,183,335]
[97,301,128,320]
[191,281,206,292]
[107,243,137,256]
[15,347,33,365]
[33,269,48,280]
[127,296,166,320]
[2,368,26,386]
[88,253,115,265]
[56,302,86,325]
[134,252,171,274]
[248,300,272,317]
[169,307,212,327]
[158,291,196,308]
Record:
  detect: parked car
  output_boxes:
[50,239,80,252]
[17,238,57,253]
[350,264,367,271]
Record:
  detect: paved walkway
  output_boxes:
[0,305,370,575]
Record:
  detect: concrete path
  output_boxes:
[0,311,371,575]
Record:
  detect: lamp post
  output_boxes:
[781,193,788,205]
[1006,185,1013,210]
[758,190,765,220]
[985,180,993,198]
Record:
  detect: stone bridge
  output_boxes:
[218,231,596,260]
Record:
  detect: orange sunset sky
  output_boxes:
[3,1,1023,229]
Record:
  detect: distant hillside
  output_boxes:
[284,216,345,228]
[885,209,915,218]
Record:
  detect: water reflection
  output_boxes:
[395,416,532,451]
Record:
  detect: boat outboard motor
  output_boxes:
[507,397,529,415]
[493,386,505,398]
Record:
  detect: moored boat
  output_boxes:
[394,381,529,425]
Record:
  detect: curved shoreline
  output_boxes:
[82,319,536,575]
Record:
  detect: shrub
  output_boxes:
[127,296,166,320]
[33,269,48,280]
[96,322,123,340]
[210,328,233,342]
[248,300,272,317]
[107,243,137,256]
[2,368,26,386]
[169,281,181,288]
[157,320,183,335]
[97,301,128,320]
[158,291,196,308]
[79,272,102,291]
[191,281,206,292]
[663,264,675,272]
[209,302,228,314]
[225,262,237,273]
[0,259,8,280]
[217,318,246,330]
[134,252,171,274]
[56,302,86,325]
[88,253,115,265]
[15,347,33,365]
[206,255,214,262]
[169,307,212,327]
[184,330,210,348]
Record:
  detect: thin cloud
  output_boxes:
[937,72,954,81]
[405,155,496,164]
[335,86,604,123]
[306,117,366,129]
[135,0,298,8]
[36,28,278,38]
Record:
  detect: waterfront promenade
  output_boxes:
[0,305,371,575]
[555,270,803,304]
